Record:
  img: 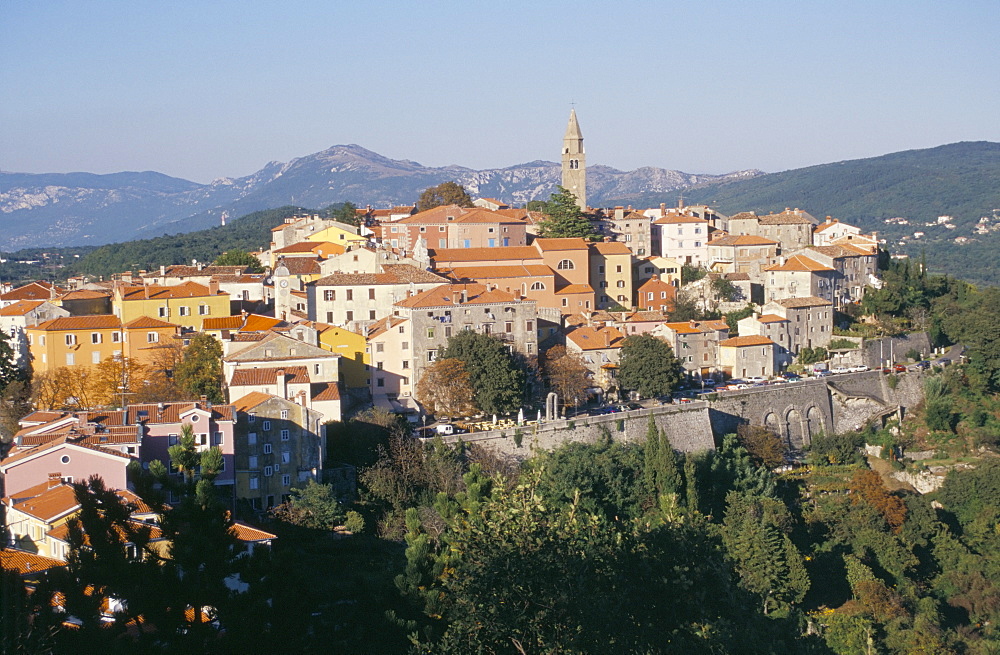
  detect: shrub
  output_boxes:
[828,338,859,350]
[905,348,921,362]
[808,431,865,466]
[344,510,365,534]
[567,420,575,429]
[886,374,899,390]
[616,418,625,432]
[513,429,523,448]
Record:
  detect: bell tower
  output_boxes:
[561,109,586,211]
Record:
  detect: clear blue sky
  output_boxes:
[3,1,998,183]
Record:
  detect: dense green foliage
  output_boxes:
[438,331,527,415]
[213,248,264,272]
[617,333,684,398]
[173,333,224,403]
[537,185,598,239]
[73,206,310,278]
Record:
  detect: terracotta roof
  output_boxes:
[275,258,321,276]
[313,264,446,287]
[813,219,842,233]
[724,272,751,281]
[230,366,311,387]
[0,281,64,302]
[773,296,832,308]
[232,521,276,542]
[708,235,779,247]
[119,281,224,300]
[115,489,155,515]
[442,264,553,280]
[203,315,244,330]
[311,381,341,401]
[273,241,341,255]
[662,321,707,335]
[59,289,110,300]
[31,315,122,331]
[764,255,834,272]
[145,265,247,278]
[624,311,671,323]
[590,242,632,255]
[10,484,79,522]
[395,283,521,309]
[231,391,275,412]
[0,299,46,316]
[534,238,589,251]
[242,314,288,332]
[757,314,790,323]
[125,401,235,425]
[566,326,625,350]
[366,315,408,340]
[731,211,813,225]
[429,246,541,263]
[123,316,178,330]
[555,284,594,295]
[0,549,66,576]
[720,335,774,347]
[809,244,872,258]
[701,320,731,331]
[47,519,164,546]
[653,215,709,225]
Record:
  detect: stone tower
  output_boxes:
[561,109,587,211]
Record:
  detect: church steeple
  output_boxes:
[561,109,586,211]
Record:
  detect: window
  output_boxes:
[376,361,383,370]
[505,321,513,333]
[91,332,102,344]
[369,310,376,320]
[248,413,256,423]
[426,327,435,339]
[199,304,210,315]
[65,333,76,346]
[598,265,605,274]
[263,443,273,454]
[158,306,168,317]
[368,288,376,300]
[282,474,291,486]
[264,466,273,477]
[530,282,545,290]
[428,350,437,362]
[147,332,159,343]
[557,259,575,270]
[561,298,568,307]
[92,351,101,364]
[617,295,627,302]
[346,289,353,301]
[281,452,290,464]
[402,377,409,386]
[616,265,622,273]
[168,433,179,445]
[600,281,608,288]
[112,331,121,342]
[402,341,409,350]
[402,360,409,369]
[65,353,75,365]
[375,342,385,353]
[346,311,354,321]
[178,306,190,316]
[248,432,257,444]
[262,420,271,431]
[399,325,405,333]
[280,409,288,419]
[444,326,452,337]
[250,477,259,490]
[376,377,385,387]
[617,280,625,288]
[281,430,290,441]
[249,456,258,469]
[324,290,335,301]
[439,238,447,248]
[526,320,534,332]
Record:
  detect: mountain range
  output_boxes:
[0,145,760,251]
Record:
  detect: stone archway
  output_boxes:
[764,412,780,436]
[804,406,824,446]
[785,408,805,449]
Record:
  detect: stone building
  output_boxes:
[728,209,816,250]
[561,109,586,210]
[719,335,777,379]
[589,241,635,309]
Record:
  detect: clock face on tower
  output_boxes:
[280,280,289,288]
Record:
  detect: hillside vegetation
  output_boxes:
[73,206,311,278]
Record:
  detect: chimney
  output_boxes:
[48,472,62,489]
[208,279,219,295]
[200,395,207,405]
[160,265,166,276]
[197,262,204,271]
[298,390,307,407]
[461,288,467,303]
[660,203,666,215]
[276,369,288,399]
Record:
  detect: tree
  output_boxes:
[616,334,683,398]
[438,331,525,415]
[416,182,473,212]
[326,200,360,225]
[173,333,224,402]
[540,345,590,410]
[88,355,150,407]
[849,469,907,533]
[415,358,477,417]
[537,186,597,239]
[0,379,32,442]
[213,249,264,273]
[270,480,345,530]
[736,424,787,469]
[168,424,202,483]
[0,328,26,398]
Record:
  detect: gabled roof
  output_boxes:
[1,436,135,469]
[311,381,341,401]
[442,264,553,280]
[566,326,625,351]
[534,237,589,251]
[366,315,408,340]
[126,401,235,424]
[720,335,775,347]
[273,241,342,255]
[31,315,122,331]
[809,244,872,258]
[230,391,276,412]
[232,522,277,542]
[708,235,779,247]
[429,246,541,263]
[312,264,446,287]
[654,215,709,225]
[123,316,179,330]
[119,281,224,300]
[223,331,337,363]
[0,281,65,302]
[203,315,244,330]
[0,299,47,316]
[624,311,671,323]
[9,484,79,522]
[230,366,311,387]
[0,549,66,576]
[144,264,248,278]
[554,284,594,295]
[275,257,321,276]
[395,283,521,309]
[772,296,832,308]
[590,242,632,255]
[764,255,834,272]
[757,314,790,323]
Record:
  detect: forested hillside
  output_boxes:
[73,206,311,278]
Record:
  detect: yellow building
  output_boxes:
[113,281,231,331]
[306,224,367,248]
[26,315,180,373]
[314,322,368,388]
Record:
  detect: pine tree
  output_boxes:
[537,186,597,239]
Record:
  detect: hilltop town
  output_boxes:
[3,113,999,653]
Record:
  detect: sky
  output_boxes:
[3,1,999,184]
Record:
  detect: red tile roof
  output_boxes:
[757,314,790,323]
[566,326,625,350]
[232,521,276,542]
[123,316,179,330]
[719,335,774,347]
[230,391,275,412]
[0,299,47,316]
[0,281,64,302]
[395,283,521,309]
[534,237,589,251]
[590,242,632,255]
[230,366,311,387]
[0,549,66,576]
[311,381,341,401]
[31,315,122,331]
[772,296,831,308]
[10,484,79,522]
[429,246,541,264]
[119,281,224,300]
[764,255,834,272]
[555,284,594,295]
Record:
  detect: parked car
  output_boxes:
[915,360,931,370]
[850,365,870,372]
[745,376,769,384]
[620,402,642,411]
[831,366,851,374]
[893,363,907,372]
[781,372,802,381]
